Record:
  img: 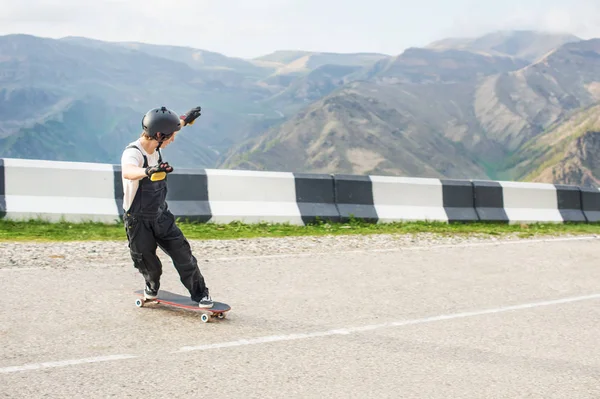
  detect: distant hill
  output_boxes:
[0,33,280,166]
[3,30,600,187]
[221,36,600,186]
[503,102,600,187]
[355,47,529,84]
[220,80,488,178]
[255,51,389,92]
[60,36,270,77]
[425,30,581,62]
[471,38,600,161]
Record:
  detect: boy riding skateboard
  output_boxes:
[121,105,214,308]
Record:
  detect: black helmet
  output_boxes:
[141,106,181,140]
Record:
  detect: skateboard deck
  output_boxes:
[134,289,231,323]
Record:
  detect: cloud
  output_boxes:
[0,0,281,50]
[1,0,599,58]
[440,0,600,40]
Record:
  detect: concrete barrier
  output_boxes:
[112,165,212,223]
[440,179,479,222]
[367,176,469,223]
[333,176,478,223]
[501,181,585,223]
[204,169,305,225]
[0,158,120,222]
[474,180,579,224]
[293,173,340,224]
[555,184,587,222]
[0,159,5,219]
[370,176,448,222]
[0,157,597,226]
[472,180,509,222]
[164,168,212,223]
[333,174,378,223]
[581,187,600,222]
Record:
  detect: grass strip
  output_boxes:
[0,218,599,242]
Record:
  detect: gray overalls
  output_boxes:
[123,144,209,302]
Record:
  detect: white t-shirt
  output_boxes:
[121,139,161,212]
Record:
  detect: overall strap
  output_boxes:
[126,144,148,168]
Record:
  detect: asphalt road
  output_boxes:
[1,236,600,398]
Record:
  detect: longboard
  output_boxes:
[134,289,231,323]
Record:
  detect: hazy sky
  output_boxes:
[1,0,599,59]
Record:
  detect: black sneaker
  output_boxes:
[144,287,158,300]
[198,295,213,308]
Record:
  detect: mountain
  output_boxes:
[355,47,529,84]
[502,102,600,187]
[530,129,600,187]
[0,96,218,165]
[260,64,364,116]
[254,50,388,74]
[221,37,600,185]
[471,38,600,167]
[3,30,600,187]
[255,51,389,91]
[426,30,581,62]
[0,33,282,165]
[60,36,271,77]
[0,34,392,166]
[220,81,487,178]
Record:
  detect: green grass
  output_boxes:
[0,218,599,242]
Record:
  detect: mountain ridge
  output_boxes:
[2,30,600,187]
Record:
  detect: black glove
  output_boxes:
[181,106,201,126]
[145,162,173,181]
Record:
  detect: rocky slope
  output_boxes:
[220,81,487,178]
[222,37,600,184]
[425,30,581,62]
[4,30,600,186]
[503,102,600,187]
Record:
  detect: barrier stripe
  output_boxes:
[555,184,587,222]
[293,173,340,225]
[499,181,563,224]
[0,159,5,219]
[205,169,303,225]
[581,187,600,222]
[2,158,119,222]
[334,174,378,223]
[0,157,597,225]
[112,164,124,220]
[166,168,211,223]
[441,179,478,222]
[369,176,448,223]
[472,180,509,222]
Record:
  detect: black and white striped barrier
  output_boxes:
[472,181,587,223]
[333,175,478,223]
[0,158,122,223]
[581,186,600,222]
[115,167,340,225]
[0,157,599,225]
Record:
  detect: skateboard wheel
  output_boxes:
[135,298,144,308]
[217,313,225,319]
[201,314,209,323]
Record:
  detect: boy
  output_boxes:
[121,105,213,308]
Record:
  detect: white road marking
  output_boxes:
[2,292,598,374]
[176,292,600,353]
[0,354,137,374]
[1,235,598,272]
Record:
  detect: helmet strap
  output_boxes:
[155,132,173,149]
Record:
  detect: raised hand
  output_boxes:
[181,106,202,126]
